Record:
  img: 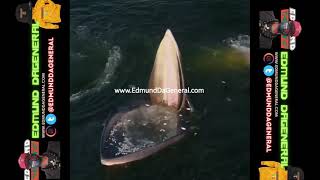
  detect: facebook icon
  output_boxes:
[263,65,274,77]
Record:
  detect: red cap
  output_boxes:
[291,21,302,37]
[18,153,29,169]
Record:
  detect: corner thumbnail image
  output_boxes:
[70,0,250,180]
[259,11,301,49]
[15,0,61,29]
[18,141,61,179]
[259,161,304,180]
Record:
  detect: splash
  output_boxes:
[70,46,122,103]
[224,35,250,63]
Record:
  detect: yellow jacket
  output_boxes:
[259,161,287,180]
[32,0,61,29]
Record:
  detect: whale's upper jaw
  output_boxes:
[149,29,186,111]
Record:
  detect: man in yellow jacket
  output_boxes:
[15,0,61,29]
[259,161,304,180]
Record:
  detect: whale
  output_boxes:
[100,29,191,166]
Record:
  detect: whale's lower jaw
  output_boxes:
[149,29,186,111]
[101,133,185,166]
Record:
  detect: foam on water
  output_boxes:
[70,46,122,103]
[224,35,250,63]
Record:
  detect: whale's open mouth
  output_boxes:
[149,29,186,111]
[100,29,190,166]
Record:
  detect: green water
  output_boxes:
[70,0,250,179]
